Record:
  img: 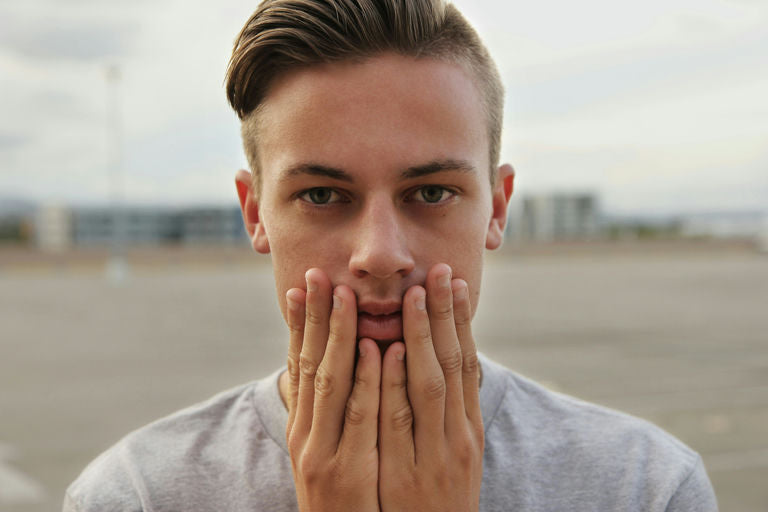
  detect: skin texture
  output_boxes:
[236,53,514,512]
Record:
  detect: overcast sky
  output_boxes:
[1,0,766,216]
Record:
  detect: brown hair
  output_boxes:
[226,0,504,193]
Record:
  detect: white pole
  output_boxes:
[105,64,128,284]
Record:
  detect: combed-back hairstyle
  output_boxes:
[226,0,504,192]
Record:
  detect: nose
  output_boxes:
[348,195,415,280]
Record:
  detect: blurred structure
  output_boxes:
[679,211,768,240]
[13,205,248,248]
[0,198,35,245]
[507,193,601,242]
[73,206,247,246]
[35,205,73,252]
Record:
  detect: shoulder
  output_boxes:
[64,372,289,511]
[478,355,717,510]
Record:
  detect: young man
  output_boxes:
[64,0,718,510]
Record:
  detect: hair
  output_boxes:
[226,0,504,194]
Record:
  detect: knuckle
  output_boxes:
[431,302,453,321]
[287,320,304,336]
[286,355,301,383]
[354,368,369,388]
[286,430,301,455]
[422,375,446,401]
[305,307,325,327]
[454,436,475,467]
[327,323,345,344]
[415,325,433,346]
[438,349,463,375]
[297,454,321,482]
[453,306,471,327]
[313,366,335,397]
[387,372,407,393]
[299,353,319,379]
[344,400,367,426]
[390,404,414,432]
[462,349,480,377]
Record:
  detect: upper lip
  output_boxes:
[357,301,402,316]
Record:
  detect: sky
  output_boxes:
[0,0,766,216]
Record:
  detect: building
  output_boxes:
[32,205,249,248]
[35,204,73,252]
[507,193,601,242]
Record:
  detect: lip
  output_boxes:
[357,311,403,342]
[357,301,401,316]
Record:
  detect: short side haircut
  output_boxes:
[226,0,504,194]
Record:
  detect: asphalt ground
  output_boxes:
[1,242,767,511]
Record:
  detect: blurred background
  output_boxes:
[1,0,767,511]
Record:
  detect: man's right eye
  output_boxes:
[299,187,342,205]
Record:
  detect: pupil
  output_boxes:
[309,188,331,203]
[422,186,442,203]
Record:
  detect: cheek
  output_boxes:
[268,226,348,290]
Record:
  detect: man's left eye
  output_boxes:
[412,185,454,204]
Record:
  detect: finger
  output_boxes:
[338,338,381,456]
[452,278,482,428]
[293,268,332,441]
[424,264,466,434]
[379,341,415,470]
[402,284,445,457]
[307,285,358,454]
[285,287,306,431]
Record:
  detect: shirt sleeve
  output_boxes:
[665,455,718,512]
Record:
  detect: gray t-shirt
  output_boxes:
[64,354,717,511]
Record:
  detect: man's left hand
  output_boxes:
[378,264,485,512]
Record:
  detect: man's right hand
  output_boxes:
[284,268,381,512]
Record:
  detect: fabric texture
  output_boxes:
[64,354,718,511]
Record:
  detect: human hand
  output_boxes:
[284,268,381,512]
[378,264,484,512]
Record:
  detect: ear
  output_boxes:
[235,169,270,254]
[485,163,515,250]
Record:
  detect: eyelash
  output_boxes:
[297,186,458,206]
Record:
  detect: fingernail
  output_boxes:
[396,350,404,361]
[415,290,426,311]
[359,343,367,357]
[305,272,317,292]
[333,293,342,309]
[286,296,299,311]
[455,282,468,301]
[438,273,451,289]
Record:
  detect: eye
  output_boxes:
[299,187,343,205]
[411,185,455,204]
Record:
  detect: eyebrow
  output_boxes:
[401,159,476,179]
[278,159,476,183]
[280,164,354,183]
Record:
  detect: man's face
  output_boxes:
[239,53,512,345]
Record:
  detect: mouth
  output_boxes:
[357,310,403,342]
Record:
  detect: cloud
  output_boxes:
[0,132,30,150]
[0,11,137,61]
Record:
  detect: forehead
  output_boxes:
[253,54,489,182]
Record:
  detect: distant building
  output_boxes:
[179,207,245,245]
[507,193,601,242]
[35,205,73,252]
[679,211,767,240]
[73,207,182,246]
[31,205,248,248]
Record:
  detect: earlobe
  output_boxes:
[235,169,270,254]
[485,164,515,250]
